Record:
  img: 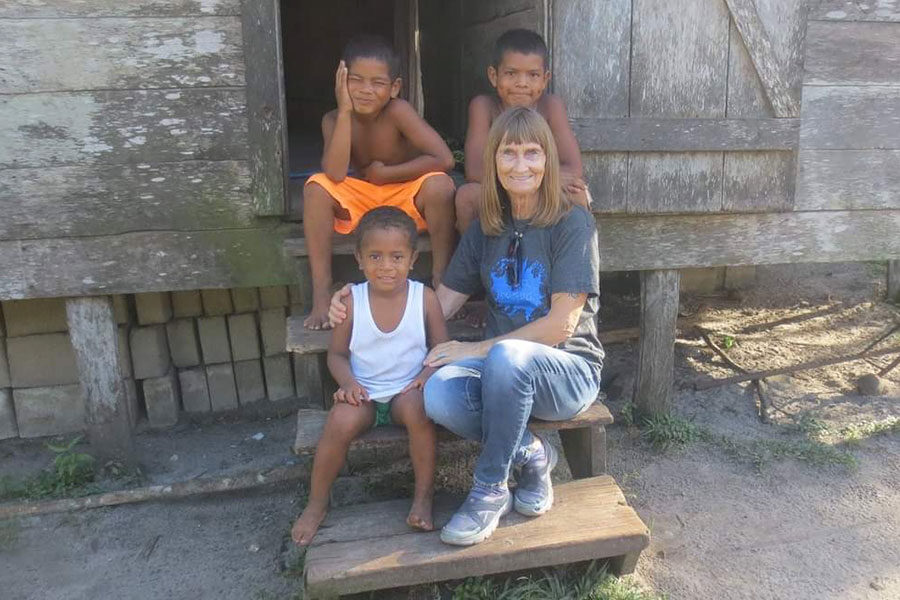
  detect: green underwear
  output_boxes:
[374,400,393,427]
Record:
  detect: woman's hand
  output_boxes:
[424,340,488,368]
[328,284,353,328]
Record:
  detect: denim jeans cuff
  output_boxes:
[473,476,508,492]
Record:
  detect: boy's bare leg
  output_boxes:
[415,174,456,289]
[391,389,436,531]
[292,402,375,545]
[302,182,348,329]
[454,182,482,235]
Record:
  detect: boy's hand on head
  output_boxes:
[335,60,352,114]
[363,160,387,185]
[328,284,353,327]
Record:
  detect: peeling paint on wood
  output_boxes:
[805,21,900,86]
[800,86,900,150]
[0,161,253,240]
[0,17,245,93]
[0,89,247,168]
[0,0,241,19]
[796,149,900,210]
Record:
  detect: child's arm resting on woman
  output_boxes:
[326,294,370,405]
[401,287,450,392]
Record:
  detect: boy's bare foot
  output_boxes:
[292,501,328,546]
[407,491,434,531]
[304,295,333,330]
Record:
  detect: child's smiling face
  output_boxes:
[346,57,401,115]
[355,227,418,293]
[488,51,550,109]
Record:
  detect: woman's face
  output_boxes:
[495,139,546,197]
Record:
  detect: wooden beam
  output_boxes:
[889,261,900,303]
[65,296,135,464]
[633,270,680,417]
[805,21,900,86]
[724,0,802,117]
[241,0,289,216]
[0,1,242,18]
[809,1,900,22]
[801,86,900,150]
[572,117,800,152]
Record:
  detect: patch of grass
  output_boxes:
[640,414,700,451]
[0,520,20,551]
[792,413,829,440]
[618,402,635,427]
[697,429,857,471]
[449,562,663,600]
[0,437,97,502]
[720,335,736,350]
[839,417,900,446]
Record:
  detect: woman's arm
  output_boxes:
[435,284,470,320]
[424,292,586,367]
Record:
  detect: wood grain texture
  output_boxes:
[633,270,680,417]
[889,261,900,303]
[241,0,288,216]
[597,210,900,270]
[304,476,649,598]
[0,226,297,301]
[0,0,242,18]
[572,118,800,152]
[0,89,247,168]
[724,0,803,117]
[627,153,723,214]
[810,1,900,22]
[805,21,900,86]
[722,151,796,212]
[0,17,245,93]
[583,152,628,213]
[65,296,135,462]
[462,0,539,26]
[800,86,900,150]
[0,161,252,240]
[796,150,900,210]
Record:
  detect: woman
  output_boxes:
[329,107,603,546]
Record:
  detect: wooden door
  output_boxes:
[552,0,806,215]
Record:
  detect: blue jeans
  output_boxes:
[424,339,600,489]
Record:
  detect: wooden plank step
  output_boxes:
[293,402,613,454]
[285,233,433,257]
[304,475,650,598]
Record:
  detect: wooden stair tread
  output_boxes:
[285,234,433,257]
[304,476,650,598]
[287,315,482,354]
[293,402,612,454]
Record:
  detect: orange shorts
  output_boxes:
[305,172,444,235]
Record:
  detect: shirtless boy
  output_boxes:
[303,35,456,329]
[455,28,589,234]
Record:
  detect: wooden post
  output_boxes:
[559,425,607,478]
[888,260,900,303]
[633,270,681,418]
[66,296,136,464]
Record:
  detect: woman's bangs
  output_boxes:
[498,115,544,148]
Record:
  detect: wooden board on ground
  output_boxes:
[303,476,650,598]
[293,403,613,454]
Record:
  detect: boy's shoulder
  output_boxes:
[469,94,500,116]
[535,93,568,118]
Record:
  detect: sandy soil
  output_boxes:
[0,262,898,599]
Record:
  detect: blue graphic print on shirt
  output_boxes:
[489,257,549,321]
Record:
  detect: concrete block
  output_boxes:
[201,289,233,316]
[263,354,294,401]
[725,265,757,290]
[0,389,18,439]
[206,363,238,412]
[112,294,130,325]
[259,308,287,356]
[179,368,211,413]
[680,267,725,294]
[123,377,140,427]
[166,319,201,368]
[198,317,231,364]
[129,325,171,380]
[0,338,9,388]
[135,292,172,325]
[289,304,306,317]
[234,359,266,405]
[117,327,133,378]
[142,371,180,428]
[231,288,260,313]
[13,384,85,438]
[7,333,79,387]
[259,286,289,309]
[228,314,260,361]
[172,290,203,318]
[2,298,68,337]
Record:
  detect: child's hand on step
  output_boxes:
[334,382,369,406]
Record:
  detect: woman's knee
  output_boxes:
[485,340,534,374]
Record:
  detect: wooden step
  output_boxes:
[293,403,613,454]
[285,233,433,257]
[287,315,483,354]
[303,475,650,598]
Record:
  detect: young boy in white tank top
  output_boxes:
[292,207,449,546]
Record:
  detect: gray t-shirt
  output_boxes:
[443,207,604,371]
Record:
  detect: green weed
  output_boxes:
[0,437,97,501]
[839,417,900,446]
[619,402,635,427]
[721,335,736,350]
[640,414,700,451]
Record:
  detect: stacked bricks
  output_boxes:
[0,296,134,438]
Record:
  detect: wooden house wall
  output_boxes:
[0,0,296,301]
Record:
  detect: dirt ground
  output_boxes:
[1,262,898,600]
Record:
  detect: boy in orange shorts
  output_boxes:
[303,35,456,329]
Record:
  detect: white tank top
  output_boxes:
[349,280,427,401]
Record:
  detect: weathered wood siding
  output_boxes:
[0,0,294,300]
